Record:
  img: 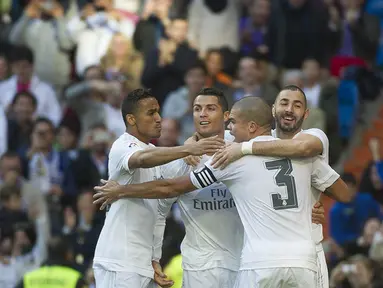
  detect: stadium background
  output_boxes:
[0,0,383,287]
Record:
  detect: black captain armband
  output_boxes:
[193,166,217,188]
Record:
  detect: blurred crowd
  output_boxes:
[0,0,383,287]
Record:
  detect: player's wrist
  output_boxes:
[241,141,253,155]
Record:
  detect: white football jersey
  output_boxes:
[272,128,329,244]
[156,155,243,271]
[190,136,339,271]
[93,133,162,278]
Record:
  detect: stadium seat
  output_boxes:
[338,80,359,139]
[366,0,383,18]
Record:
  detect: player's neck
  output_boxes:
[199,129,225,140]
[275,128,299,140]
[126,128,151,144]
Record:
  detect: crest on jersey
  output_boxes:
[128,142,138,148]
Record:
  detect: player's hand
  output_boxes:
[187,135,225,156]
[152,261,174,287]
[211,142,242,169]
[93,179,122,210]
[184,155,201,167]
[311,201,325,225]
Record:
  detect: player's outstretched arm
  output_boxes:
[93,177,197,209]
[211,132,325,169]
[129,136,224,169]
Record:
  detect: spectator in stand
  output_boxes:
[67,0,136,76]
[64,65,121,140]
[0,54,10,81]
[0,105,6,156]
[0,185,50,287]
[0,152,48,225]
[267,0,331,69]
[8,0,76,93]
[330,173,382,247]
[133,0,173,56]
[62,190,103,273]
[205,49,233,90]
[71,124,112,191]
[157,119,180,147]
[227,53,278,107]
[239,0,270,57]
[329,254,383,288]
[142,17,198,106]
[187,0,240,55]
[100,33,144,93]
[57,119,81,153]
[162,61,207,143]
[359,138,383,206]
[7,91,37,152]
[328,0,381,65]
[0,46,61,126]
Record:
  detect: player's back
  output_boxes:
[93,133,161,278]
[223,141,317,271]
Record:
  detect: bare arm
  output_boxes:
[251,133,323,158]
[323,178,352,203]
[94,176,196,207]
[128,137,224,169]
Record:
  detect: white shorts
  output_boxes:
[234,268,317,288]
[182,268,237,288]
[316,245,329,288]
[94,268,155,288]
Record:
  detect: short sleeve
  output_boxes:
[161,159,191,179]
[311,157,340,192]
[114,141,143,173]
[224,130,235,142]
[302,128,329,162]
[189,158,238,189]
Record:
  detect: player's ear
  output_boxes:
[272,105,276,118]
[223,111,230,122]
[303,109,309,121]
[248,121,258,133]
[126,114,136,126]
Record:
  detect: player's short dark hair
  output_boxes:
[196,87,229,112]
[232,96,273,128]
[121,88,156,126]
[11,91,37,108]
[9,46,34,64]
[341,173,357,186]
[279,85,307,108]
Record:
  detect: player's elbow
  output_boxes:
[300,141,320,157]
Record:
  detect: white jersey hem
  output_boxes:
[93,257,154,278]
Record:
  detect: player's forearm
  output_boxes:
[133,146,193,168]
[324,178,352,203]
[251,140,316,158]
[119,177,195,199]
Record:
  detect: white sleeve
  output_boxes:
[224,130,235,142]
[311,157,340,192]
[302,128,329,162]
[152,198,176,261]
[189,158,238,189]
[117,142,143,173]
[161,159,191,179]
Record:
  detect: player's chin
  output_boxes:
[151,129,162,139]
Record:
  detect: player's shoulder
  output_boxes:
[301,128,328,141]
[109,133,142,155]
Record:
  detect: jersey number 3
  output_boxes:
[265,159,298,210]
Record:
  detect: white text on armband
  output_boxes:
[193,166,217,188]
